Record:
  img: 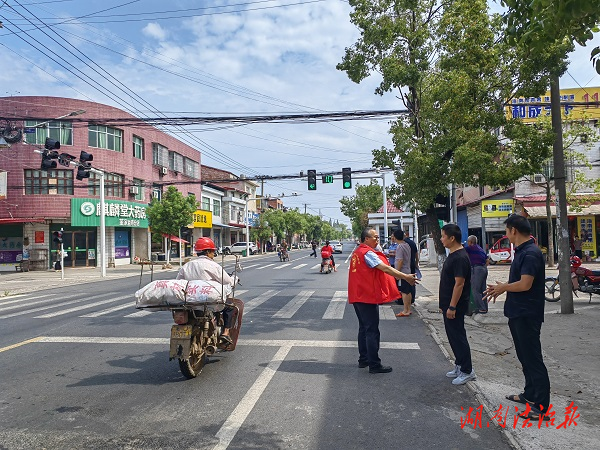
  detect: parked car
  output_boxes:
[329,241,343,253]
[223,242,258,255]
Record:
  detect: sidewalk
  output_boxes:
[414,263,600,449]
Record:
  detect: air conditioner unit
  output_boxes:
[160,167,168,176]
[533,174,546,183]
[129,186,139,195]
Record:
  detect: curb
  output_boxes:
[413,304,523,450]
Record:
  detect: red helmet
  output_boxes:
[195,237,216,252]
[570,256,582,268]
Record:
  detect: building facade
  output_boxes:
[0,96,202,271]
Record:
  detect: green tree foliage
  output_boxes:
[146,186,198,258]
[339,180,383,237]
[338,0,555,259]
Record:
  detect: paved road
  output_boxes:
[0,250,512,449]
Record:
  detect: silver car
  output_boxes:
[329,241,343,253]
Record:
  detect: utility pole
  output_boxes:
[550,75,574,314]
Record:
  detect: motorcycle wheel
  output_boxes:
[179,349,207,379]
[544,276,560,302]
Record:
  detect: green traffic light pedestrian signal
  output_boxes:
[307,169,317,190]
[342,167,352,189]
[322,175,333,184]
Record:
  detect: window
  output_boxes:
[152,184,162,201]
[88,172,124,198]
[132,178,144,201]
[25,120,73,146]
[201,196,211,211]
[133,135,144,160]
[152,143,168,166]
[184,157,199,178]
[213,199,221,216]
[168,151,184,172]
[24,169,73,195]
[88,125,123,152]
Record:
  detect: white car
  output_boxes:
[329,241,343,253]
[223,242,258,255]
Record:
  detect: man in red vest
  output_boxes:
[349,227,417,373]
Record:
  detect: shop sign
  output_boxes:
[71,198,149,228]
[577,216,596,255]
[192,210,213,228]
[481,200,514,218]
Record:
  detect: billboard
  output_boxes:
[481,200,514,218]
[71,198,148,228]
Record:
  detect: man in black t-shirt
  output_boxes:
[439,224,476,385]
[485,215,549,421]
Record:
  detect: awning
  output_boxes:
[162,233,189,244]
[0,218,46,224]
[523,204,600,218]
[212,221,238,229]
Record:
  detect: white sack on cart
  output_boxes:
[135,279,232,310]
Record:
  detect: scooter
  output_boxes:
[321,257,333,274]
[279,248,289,262]
[544,256,600,303]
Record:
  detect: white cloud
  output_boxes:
[142,22,168,41]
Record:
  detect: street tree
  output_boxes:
[339,180,383,237]
[501,0,600,313]
[250,214,273,252]
[338,0,555,266]
[146,186,198,264]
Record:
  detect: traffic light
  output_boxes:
[76,151,94,180]
[52,231,63,244]
[307,169,317,191]
[40,150,58,170]
[434,194,450,222]
[44,137,60,150]
[322,174,333,184]
[342,167,352,189]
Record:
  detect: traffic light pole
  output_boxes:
[60,227,64,280]
[91,168,107,278]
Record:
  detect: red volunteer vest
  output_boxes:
[348,244,400,305]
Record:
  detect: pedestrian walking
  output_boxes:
[392,229,413,317]
[573,235,583,259]
[309,240,317,258]
[440,224,476,385]
[465,235,489,314]
[348,227,417,374]
[404,234,419,303]
[485,214,550,421]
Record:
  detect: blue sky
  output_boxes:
[0,0,599,226]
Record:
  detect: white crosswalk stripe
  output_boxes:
[244,290,280,314]
[292,264,307,269]
[0,293,82,313]
[35,295,131,318]
[273,263,292,270]
[322,291,347,319]
[380,305,397,320]
[0,292,118,320]
[272,290,314,319]
[310,264,321,270]
[242,264,260,269]
[124,310,152,318]
[255,263,275,270]
[81,301,136,318]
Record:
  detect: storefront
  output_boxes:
[71,198,149,266]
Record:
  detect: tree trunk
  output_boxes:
[545,183,555,266]
[550,76,574,314]
[425,206,446,271]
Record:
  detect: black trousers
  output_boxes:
[443,311,472,374]
[353,303,381,368]
[508,316,550,411]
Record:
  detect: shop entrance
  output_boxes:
[62,230,97,267]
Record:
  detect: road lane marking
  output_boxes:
[34,295,130,318]
[124,310,152,318]
[322,291,347,319]
[0,292,118,319]
[0,336,44,353]
[273,263,291,270]
[241,264,259,269]
[380,305,397,320]
[81,301,136,318]
[243,290,280,314]
[255,263,275,270]
[29,336,420,350]
[0,293,51,306]
[0,293,83,312]
[213,344,292,450]
[272,290,314,319]
[292,264,307,269]
[310,264,321,270]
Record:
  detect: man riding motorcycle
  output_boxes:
[321,240,337,272]
[176,237,236,346]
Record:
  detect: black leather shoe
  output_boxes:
[369,365,392,374]
[358,362,368,368]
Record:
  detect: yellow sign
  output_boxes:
[192,210,212,228]
[577,216,596,255]
[506,87,600,123]
[482,200,514,218]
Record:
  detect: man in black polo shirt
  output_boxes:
[485,214,549,421]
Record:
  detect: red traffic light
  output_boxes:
[44,137,60,150]
[80,151,93,162]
